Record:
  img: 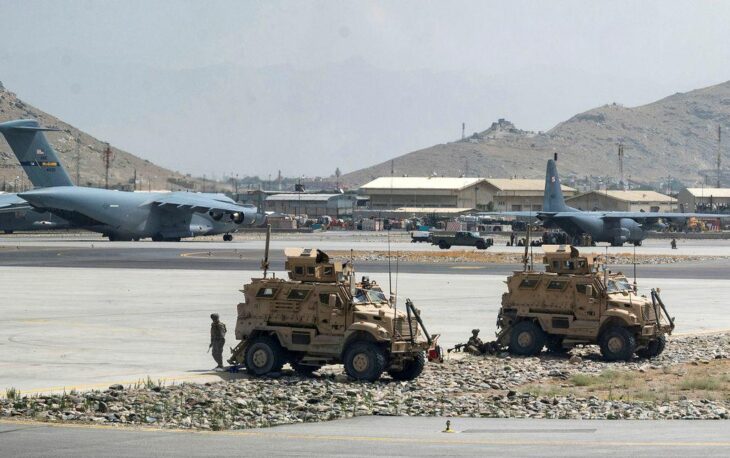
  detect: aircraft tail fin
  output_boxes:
[543,158,569,212]
[0,119,74,188]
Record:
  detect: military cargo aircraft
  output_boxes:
[0,119,263,241]
[497,157,729,246]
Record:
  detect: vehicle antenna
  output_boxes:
[261,223,271,278]
[350,248,355,295]
[633,244,637,292]
[523,216,530,271]
[604,245,609,287]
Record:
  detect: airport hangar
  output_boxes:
[677,187,730,212]
[566,189,677,212]
[358,176,576,212]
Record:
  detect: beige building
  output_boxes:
[566,190,676,212]
[481,179,576,211]
[677,188,730,212]
[360,177,484,209]
[359,176,576,211]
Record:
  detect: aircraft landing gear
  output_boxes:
[633,240,642,247]
[4,230,13,234]
[223,233,233,242]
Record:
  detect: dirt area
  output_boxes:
[522,358,730,402]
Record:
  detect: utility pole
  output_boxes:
[103,142,113,189]
[133,168,137,191]
[461,122,465,140]
[75,134,81,186]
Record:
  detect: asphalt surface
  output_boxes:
[0,245,728,278]
[1,416,729,457]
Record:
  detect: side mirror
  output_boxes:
[328,294,338,308]
[585,285,593,297]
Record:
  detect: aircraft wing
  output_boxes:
[476,211,545,218]
[598,212,730,221]
[146,193,255,215]
[0,194,33,212]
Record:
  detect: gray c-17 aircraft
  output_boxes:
[0,119,263,241]
[494,156,729,246]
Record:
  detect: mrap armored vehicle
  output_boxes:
[229,247,437,381]
[496,245,674,361]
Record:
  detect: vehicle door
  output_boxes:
[574,281,600,321]
[317,290,346,335]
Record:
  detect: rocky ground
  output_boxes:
[2,333,728,429]
[329,249,729,265]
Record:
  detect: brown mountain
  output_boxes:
[342,80,730,188]
[0,82,202,192]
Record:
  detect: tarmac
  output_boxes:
[2,232,730,456]
[1,416,729,457]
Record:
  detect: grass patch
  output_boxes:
[679,376,724,391]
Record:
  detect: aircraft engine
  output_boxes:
[209,210,224,221]
[230,212,245,224]
[643,221,667,231]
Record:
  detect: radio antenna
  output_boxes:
[261,224,271,278]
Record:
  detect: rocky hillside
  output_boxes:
[342,81,730,188]
[0,82,203,191]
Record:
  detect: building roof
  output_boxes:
[571,190,675,203]
[684,188,730,198]
[485,178,575,192]
[394,207,474,214]
[360,177,483,191]
[266,193,347,202]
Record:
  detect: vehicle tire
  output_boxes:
[508,321,546,356]
[343,341,386,382]
[290,361,321,376]
[599,326,636,361]
[545,335,567,354]
[633,240,642,247]
[387,352,426,381]
[438,241,450,250]
[476,240,487,250]
[245,336,286,375]
[223,234,233,242]
[637,335,666,358]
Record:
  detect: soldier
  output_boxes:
[465,329,485,355]
[670,238,677,249]
[209,313,227,370]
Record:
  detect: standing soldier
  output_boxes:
[209,313,227,370]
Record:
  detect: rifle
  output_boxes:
[448,343,466,353]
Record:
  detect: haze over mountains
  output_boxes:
[0,83,198,191]
[342,80,730,188]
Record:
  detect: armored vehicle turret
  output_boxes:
[496,245,674,361]
[229,247,437,381]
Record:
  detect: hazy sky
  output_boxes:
[2,0,730,178]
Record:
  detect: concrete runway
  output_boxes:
[1,265,729,395]
[1,416,729,457]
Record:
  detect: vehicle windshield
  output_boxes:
[353,288,389,304]
[607,277,632,293]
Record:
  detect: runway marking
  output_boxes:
[1,419,729,448]
[449,266,483,270]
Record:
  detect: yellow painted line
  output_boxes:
[1,419,729,448]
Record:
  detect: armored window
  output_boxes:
[323,266,333,276]
[546,280,567,291]
[307,266,315,275]
[318,293,342,307]
[576,284,596,297]
[256,287,277,298]
[287,289,310,300]
[294,266,304,275]
[519,278,539,289]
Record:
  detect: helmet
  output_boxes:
[471,329,480,335]
[210,313,219,320]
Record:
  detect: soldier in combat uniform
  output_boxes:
[209,313,227,370]
[465,329,486,355]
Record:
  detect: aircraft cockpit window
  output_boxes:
[256,287,277,298]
